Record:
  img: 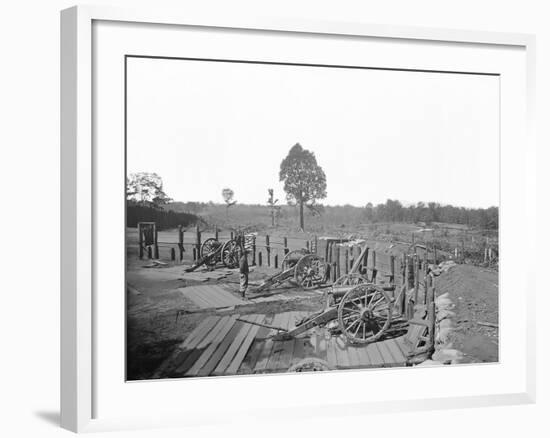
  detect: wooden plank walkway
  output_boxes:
[178,284,246,309]
[157,311,419,378]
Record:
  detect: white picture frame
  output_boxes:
[61,5,536,433]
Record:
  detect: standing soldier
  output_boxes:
[239,245,249,299]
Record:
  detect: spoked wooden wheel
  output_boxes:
[200,238,220,262]
[293,255,328,289]
[337,284,393,344]
[221,239,241,268]
[281,249,308,271]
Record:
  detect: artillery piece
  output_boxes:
[253,249,329,293]
[184,236,242,272]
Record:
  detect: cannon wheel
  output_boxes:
[294,255,328,289]
[221,239,241,269]
[281,249,308,271]
[337,283,393,344]
[200,238,220,260]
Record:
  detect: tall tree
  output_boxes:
[126,172,171,209]
[279,143,327,230]
[222,188,236,218]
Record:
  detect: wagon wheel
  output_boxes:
[281,248,309,271]
[221,239,241,269]
[337,283,393,344]
[294,255,328,289]
[200,237,220,257]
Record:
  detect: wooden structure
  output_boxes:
[154,307,433,378]
[137,222,158,259]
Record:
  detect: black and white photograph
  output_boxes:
[125,56,499,380]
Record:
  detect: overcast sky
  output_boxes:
[127,57,499,209]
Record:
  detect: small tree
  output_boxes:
[279,143,327,231]
[126,172,172,209]
[267,188,281,227]
[222,188,236,218]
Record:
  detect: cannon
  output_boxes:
[253,249,329,293]
[184,236,242,272]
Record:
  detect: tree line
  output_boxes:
[363,199,498,230]
[126,203,198,230]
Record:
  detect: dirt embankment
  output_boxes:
[435,264,498,362]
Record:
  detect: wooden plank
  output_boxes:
[365,342,384,367]
[290,336,306,368]
[376,341,395,366]
[226,315,263,375]
[198,321,247,377]
[184,316,237,376]
[173,316,228,375]
[237,325,270,374]
[182,287,211,308]
[265,312,293,371]
[212,315,257,375]
[394,336,412,358]
[192,286,222,308]
[157,316,218,376]
[355,344,372,366]
[334,335,351,368]
[274,338,296,371]
[254,314,283,372]
[385,338,407,365]
[346,344,362,368]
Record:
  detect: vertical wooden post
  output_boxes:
[427,275,436,355]
[400,253,407,316]
[178,226,184,261]
[306,240,310,252]
[361,246,369,273]
[461,235,465,263]
[274,254,278,269]
[390,255,395,288]
[345,249,349,274]
[335,245,341,279]
[138,223,144,259]
[413,255,419,303]
[171,247,176,261]
[147,246,153,259]
[332,262,337,282]
[283,236,288,255]
[433,244,438,265]
[407,255,414,290]
[154,225,159,259]
[192,247,197,261]
[371,250,377,283]
[258,251,262,267]
[215,227,219,240]
[324,240,329,262]
[252,236,256,266]
[230,231,234,240]
[195,225,201,260]
[266,235,271,267]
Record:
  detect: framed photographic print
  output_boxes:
[61,5,536,433]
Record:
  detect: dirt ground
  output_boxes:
[435,264,499,362]
[126,227,499,378]
[126,247,325,380]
